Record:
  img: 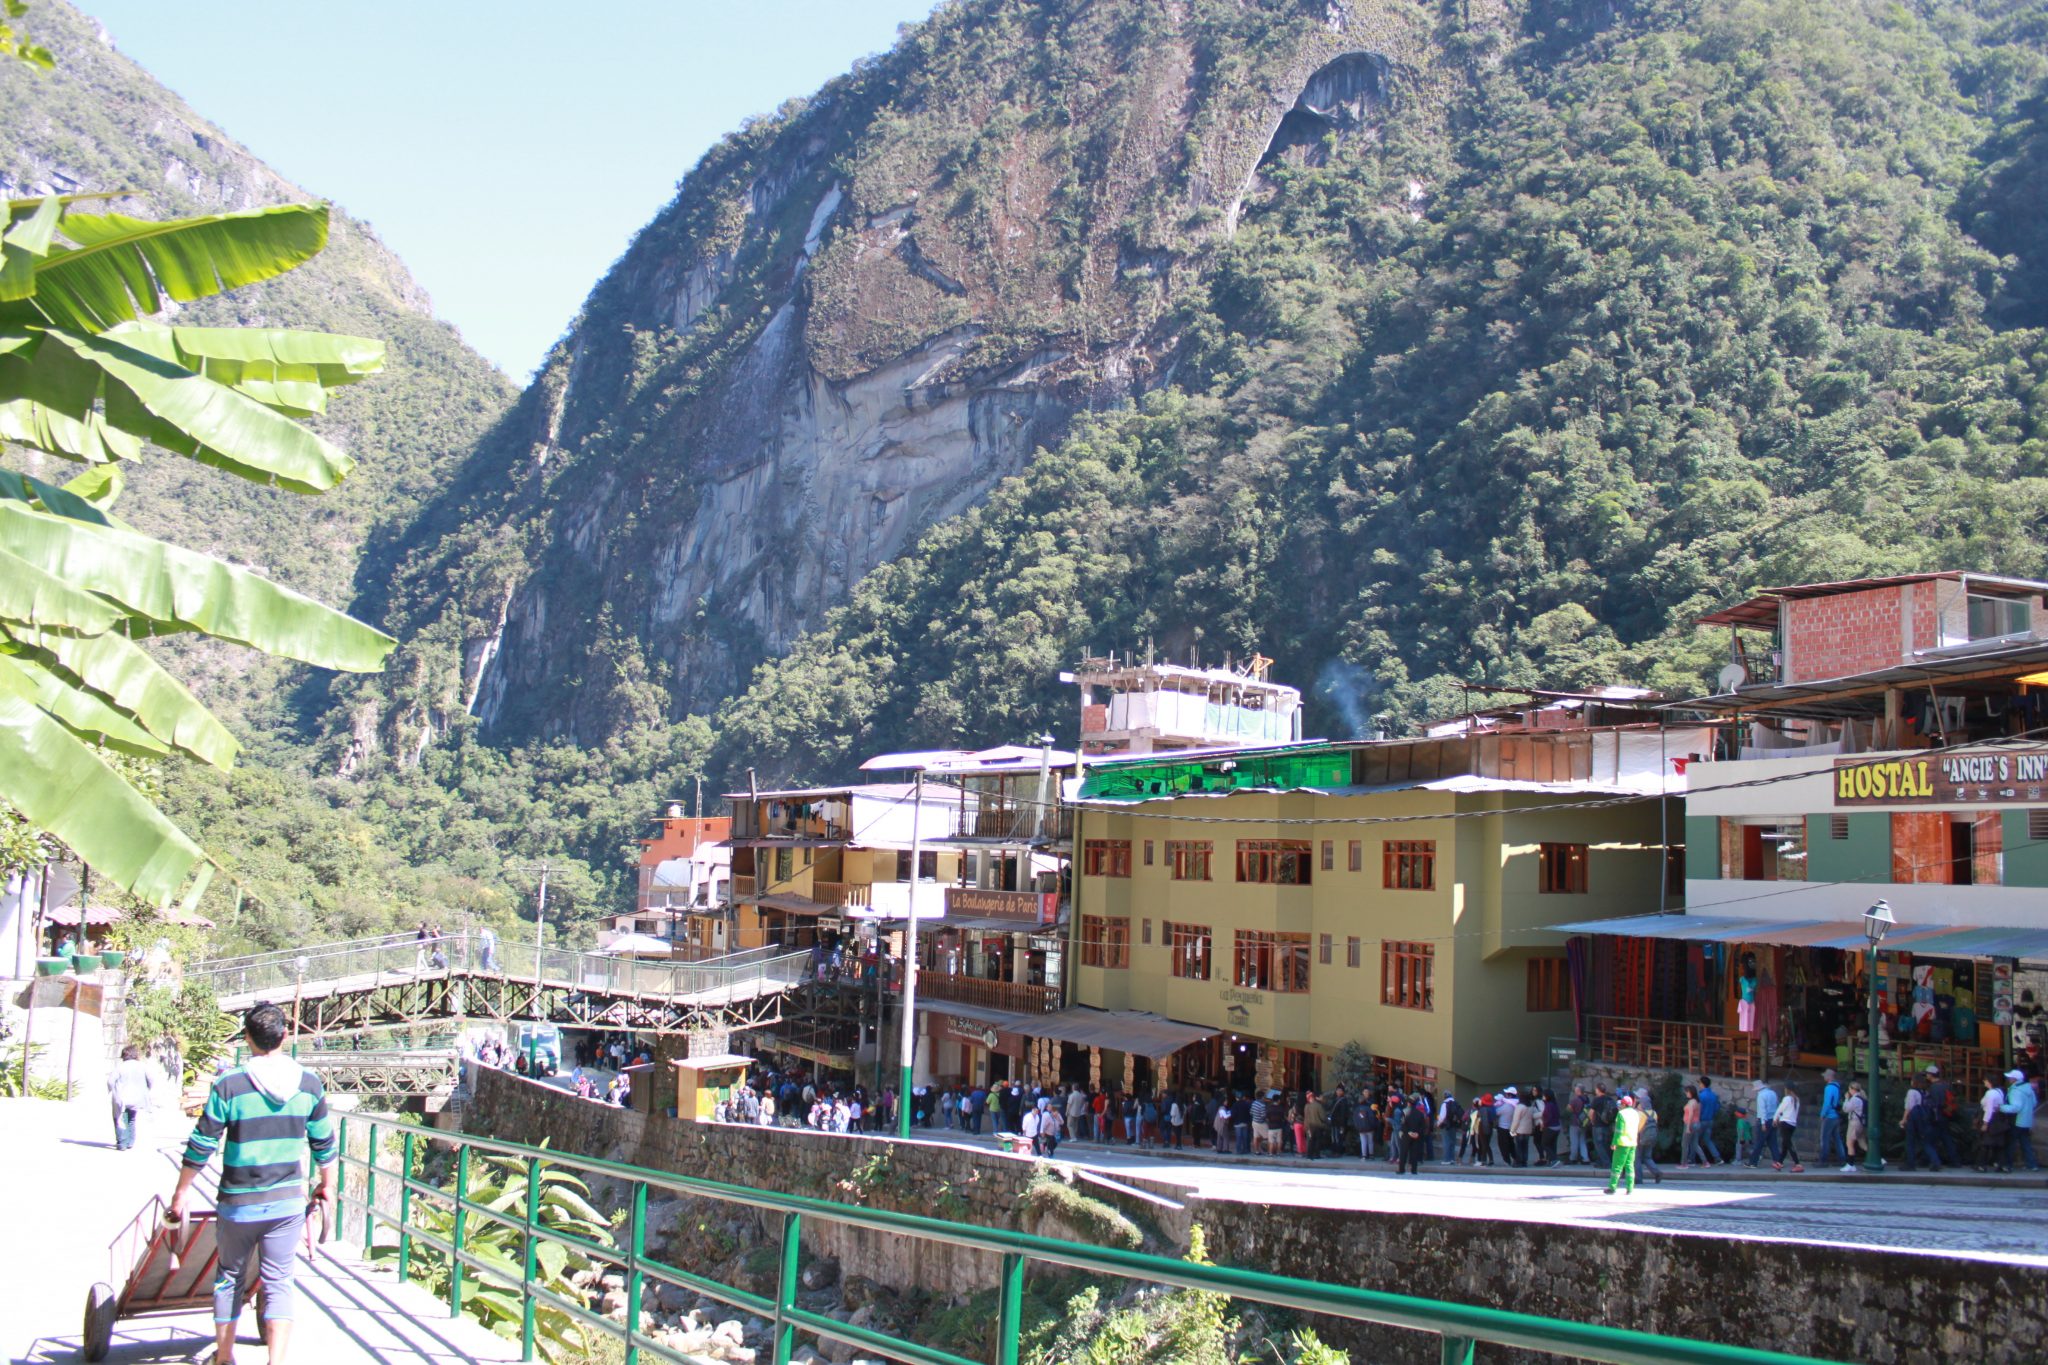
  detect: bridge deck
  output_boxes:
[213,963,794,1014]
[0,1096,519,1364]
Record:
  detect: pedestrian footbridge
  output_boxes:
[191,933,807,1041]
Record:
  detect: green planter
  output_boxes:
[98,950,127,971]
[69,953,102,973]
[34,957,66,977]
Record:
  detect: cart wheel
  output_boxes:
[82,1283,116,1363]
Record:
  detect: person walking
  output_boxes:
[1327,1085,1352,1158]
[1976,1075,2008,1172]
[1999,1068,2042,1172]
[1634,1088,1665,1186]
[1591,1083,1616,1167]
[1903,1074,1942,1172]
[1749,1079,1780,1168]
[1771,1083,1805,1173]
[1510,1090,1537,1168]
[1398,1094,1430,1174]
[1566,1085,1591,1166]
[1494,1089,1520,1167]
[1233,1091,1254,1155]
[1605,1095,1645,1195]
[108,1045,158,1151]
[1843,1082,1868,1170]
[1695,1077,1724,1165]
[1817,1069,1846,1168]
[1924,1065,1961,1168]
[1303,1090,1327,1159]
[1438,1092,1464,1164]
[1681,1085,1704,1167]
[169,1003,337,1365]
[1733,1107,1754,1166]
[1539,1088,1562,1167]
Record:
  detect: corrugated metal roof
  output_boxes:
[1551,911,2048,960]
[920,1002,1215,1058]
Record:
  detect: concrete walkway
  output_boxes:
[798,1120,2048,1268]
[1,1098,519,1365]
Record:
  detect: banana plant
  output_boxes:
[0,195,396,908]
[373,1148,618,1362]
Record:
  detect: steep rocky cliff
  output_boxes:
[360,0,1457,756]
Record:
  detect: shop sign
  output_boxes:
[945,887,1059,924]
[1220,987,1265,1006]
[1833,750,2048,806]
[934,1012,1023,1057]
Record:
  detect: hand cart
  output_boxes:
[82,1196,326,1362]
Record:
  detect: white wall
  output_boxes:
[1687,876,2045,928]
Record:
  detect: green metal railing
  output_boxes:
[334,1115,1842,1365]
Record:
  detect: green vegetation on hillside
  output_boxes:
[719,0,2048,779]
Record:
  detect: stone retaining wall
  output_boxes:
[462,1066,2048,1364]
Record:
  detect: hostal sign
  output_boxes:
[1834,750,2048,805]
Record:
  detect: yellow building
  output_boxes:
[1069,721,1698,1099]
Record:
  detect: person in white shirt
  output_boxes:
[107,1045,157,1151]
[1976,1079,2006,1172]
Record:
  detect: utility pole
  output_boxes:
[898,769,925,1140]
[514,862,552,1071]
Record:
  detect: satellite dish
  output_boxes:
[1717,663,1748,693]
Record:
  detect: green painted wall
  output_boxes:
[2002,811,2048,888]
[1806,813,1890,884]
[1685,815,1719,880]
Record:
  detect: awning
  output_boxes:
[671,1053,753,1071]
[47,903,214,929]
[928,915,1064,934]
[919,1001,1214,1059]
[1551,911,2048,961]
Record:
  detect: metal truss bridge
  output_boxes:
[297,1048,464,1100]
[190,933,808,1040]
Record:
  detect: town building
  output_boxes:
[1557,572,2048,1096]
[1065,704,1700,1100]
[1071,653,1302,755]
[605,806,732,958]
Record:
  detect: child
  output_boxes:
[1734,1106,1754,1166]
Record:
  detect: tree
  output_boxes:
[0,196,396,907]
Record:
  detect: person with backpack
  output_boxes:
[1903,1074,1942,1172]
[1817,1068,1846,1168]
[1998,1068,2042,1172]
[1539,1088,1563,1167]
[1326,1085,1352,1158]
[1975,1075,2008,1172]
[1591,1083,1618,1166]
[1471,1093,1496,1166]
[1438,1092,1464,1164]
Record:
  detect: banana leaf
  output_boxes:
[0,195,59,300]
[0,545,125,632]
[0,501,395,669]
[45,327,355,492]
[0,646,166,757]
[0,326,141,465]
[8,621,238,767]
[0,465,118,526]
[107,322,384,418]
[7,202,328,334]
[0,675,206,905]
[62,463,123,510]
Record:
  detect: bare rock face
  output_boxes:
[373,0,1444,750]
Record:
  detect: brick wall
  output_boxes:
[1784,586,1906,683]
[461,1067,2048,1364]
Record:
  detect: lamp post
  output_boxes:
[1863,898,1894,1174]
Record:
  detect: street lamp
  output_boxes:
[1863,898,1894,1174]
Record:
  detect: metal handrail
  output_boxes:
[192,933,807,1007]
[334,1111,1841,1365]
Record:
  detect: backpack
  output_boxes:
[1929,1081,1957,1121]
[1594,1094,1618,1124]
[1442,1096,1463,1128]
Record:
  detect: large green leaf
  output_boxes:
[0,326,140,465]
[7,622,238,768]
[108,322,384,418]
[0,672,205,905]
[6,202,329,334]
[0,647,166,757]
[0,195,60,301]
[62,463,124,511]
[44,327,356,491]
[0,545,125,633]
[0,501,395,670]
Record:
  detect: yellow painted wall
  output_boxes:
[1073,788,1673,1094]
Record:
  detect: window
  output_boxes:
[1082,839,1132,878]
[1346,935,1361,968]
[1382,940,1434,1010]
[1383,840,1436,890]
[1526,957,1571,1011]
[1167,922,1212,980]
[1143,839,1155,867]
[1969,593,2032,642]
[1319,933,1333,965]
[1538,842,1588,894]
[773,847,793,884]
[1830,814,1851,841]
[1167,840,1212,881]
[2032,810,2048,843]
[1236,839,1313,885]
[1142,917,1153,945]
[1321,840,1334,872]
[1080,915,1130,968]
[894,849,937,880]
[1233,931,1311,992]
[1348,839,1363,872]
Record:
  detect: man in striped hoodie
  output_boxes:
[169,1003,336,1364]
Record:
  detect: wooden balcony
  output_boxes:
[732,875,755,898]
[916,971,1060,1014]
[1583,1015,1763,1080]
[810,882,872,909]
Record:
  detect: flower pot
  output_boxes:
[98,950,127,971]
[34,957,67,977]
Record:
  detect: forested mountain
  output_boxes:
[17,0,2048,948]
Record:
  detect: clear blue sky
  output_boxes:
[78,1,945,380]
